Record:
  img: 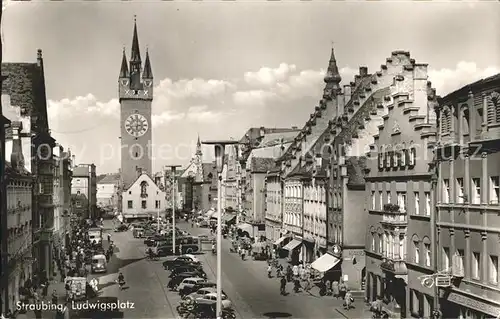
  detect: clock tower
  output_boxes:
[119,16,153,188]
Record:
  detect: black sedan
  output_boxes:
[162,255,200,270]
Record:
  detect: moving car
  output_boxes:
[114,224,128,232]
[90,254,107,273]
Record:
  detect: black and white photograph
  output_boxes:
[0,1,499,318]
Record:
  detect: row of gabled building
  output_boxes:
[0,50,92,314]
[218,48,500,319]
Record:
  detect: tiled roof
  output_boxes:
[2,62,49,133]
[258,131,299,148]
[5,161,31,177]
[440,72,500,102]
[250,157,275,173]
[247,142,292,162]
[98,173,120,184]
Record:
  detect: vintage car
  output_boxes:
[179,281,216,296]
[162,255,200,270]
[177,277,206,292]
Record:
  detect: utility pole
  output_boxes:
[166,165,181,255]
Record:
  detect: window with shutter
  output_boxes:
[378,153,383,169]
[393,152,399,168]
[385,153,391,169]
[400,151,406,167]
[409,148,416,166]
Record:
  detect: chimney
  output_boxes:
[343,85,352,103]
[359,67,368,77]
[259,126,265,137]
[10,121,25,172]
[37,49,43,68]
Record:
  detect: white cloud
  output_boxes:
[232,90,280,107]
[186,105,226,122]
[243,63,297,87]
[429,61,500,96]
[155,78,236,100]
[48,94,119,119]
[152,111,185,126]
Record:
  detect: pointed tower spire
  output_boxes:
[196,134,202,155]
[324,46,341,86]
[130,15,141,63]
[119,48,129,78]
[142,47,153,79]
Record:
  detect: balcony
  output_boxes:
[380,204,407,226]
[380,258,408,276]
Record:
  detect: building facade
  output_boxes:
[435,74,500,319]
[264,169,283,243]
[3,121,34,313]
[97,173,120,209]
[2,50,56,281]
[364,55,438,317]
[119,18,154,189]
[121,172,167,220]
[72,164,97,219]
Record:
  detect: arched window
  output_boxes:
[412,234,421,264]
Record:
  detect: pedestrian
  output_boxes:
[292,265,299,279]
[344,289,353,310]
[331,280,340,298]
[286,265,292,282]
[267,265,272,278]
[280,276,287,295]
[339,280,347,300]
[107,234,111,242]
[51,289,58,305]
[42,281,49,298]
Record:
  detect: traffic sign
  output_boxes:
[435,275,452,287]
[421,276,434,288]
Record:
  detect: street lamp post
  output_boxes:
[166,165,181,255]
[202,140,237,319]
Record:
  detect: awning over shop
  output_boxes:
[222,214,236,223]
[283,239,302,251]
[311,253,341,273]
[236,223,253,234]
[204,209,215,217]
[274,236,288,246]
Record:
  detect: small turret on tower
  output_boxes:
[323,45,342,100]
[119,48,129,78]
[142,49,153,79]
[196,134,202,156]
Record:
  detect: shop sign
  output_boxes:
[448,292,500,317]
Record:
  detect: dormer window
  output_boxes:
[441,107,452,134]
[487,91,500,124]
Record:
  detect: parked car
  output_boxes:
[179,281,216,296]
[169,265,205,278]
[114,224,128,232]
[163,255,200,270]
[187,288,227,300]
[177,277,206,292]
[196,293,232,309]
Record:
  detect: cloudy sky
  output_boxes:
[3,2,499,174]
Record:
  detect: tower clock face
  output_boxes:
[125,114,149,137]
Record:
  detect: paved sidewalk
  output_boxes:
[335,303,373,318]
